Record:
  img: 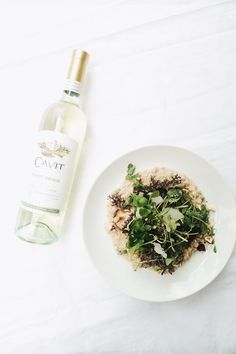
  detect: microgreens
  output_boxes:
[118,163,215,273]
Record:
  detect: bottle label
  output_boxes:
[22,130,78,213]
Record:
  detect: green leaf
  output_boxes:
[129,194,150,208]
[167,188,182,203]
[150,191,160,198]
[199,204,208,219]
[165,257,175,266]
[126,163,139,182]
[126,174,136,181]
[127,163,136,176]
[213,245,217,253]
[139,207,151,218]
[138,196,149,207]
[128,240,144,254]
[144,224,152,231]
[130,194,139,207]
[132,219,146,233]
[133,180,144,189]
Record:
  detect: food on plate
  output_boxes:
[107,164,215,274]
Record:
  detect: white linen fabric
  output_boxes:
[0,1,235,353]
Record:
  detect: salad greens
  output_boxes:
[109,163,215,274]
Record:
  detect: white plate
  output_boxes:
[83,145,236,302]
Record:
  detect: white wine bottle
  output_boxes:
[15,49,89,244]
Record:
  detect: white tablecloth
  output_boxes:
[0,1,236,353]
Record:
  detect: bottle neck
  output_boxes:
[61,80,82,106]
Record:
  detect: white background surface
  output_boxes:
[0,0,236,353]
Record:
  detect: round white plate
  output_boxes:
[83,145,236,302]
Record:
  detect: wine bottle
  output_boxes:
[15,49,89,244]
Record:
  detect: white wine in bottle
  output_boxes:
[15,49,89,244]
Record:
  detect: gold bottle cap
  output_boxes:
[66,49,89,83]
